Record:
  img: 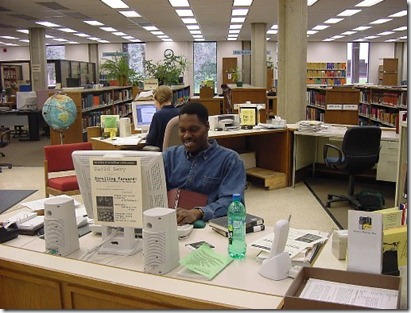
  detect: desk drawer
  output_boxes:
[380,140,399,156]
[377,153,398,182]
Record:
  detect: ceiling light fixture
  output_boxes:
[355,0,383,7]
[84,20,104,26]
[168,0,189,7]
[176,9,194,17]
[101,0,129,9]
[36,21,60,27]
[389,10,407,17]
[324,18,344,24]
[233,0,253,6]
[100,27,117,32]
[119,11,141,17]
[232,9,249,16]
[338,9,361,17]
[369,19,392,24]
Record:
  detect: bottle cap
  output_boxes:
[232,193,241,201]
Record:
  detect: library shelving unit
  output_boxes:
[1,64,22,90]
[171,85,190,106]
[358,85,407,128]
[48,86,133,145]
[306,62,347,86]
[306,86,360,125]
[395,119,407,209]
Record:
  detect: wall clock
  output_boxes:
[164,49,174,59]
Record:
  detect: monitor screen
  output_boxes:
[239,106,258,128]
[16,91,37,110]
[72,150,168,227]
[131,101,157,132]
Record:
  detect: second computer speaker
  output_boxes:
[44,196,80,256]
[143,207,179,275]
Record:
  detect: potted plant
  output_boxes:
[99,54,137,86]
[231,67,243,87]
[144,55,188,86]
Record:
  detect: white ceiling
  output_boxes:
[0,0,407,47]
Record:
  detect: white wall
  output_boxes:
[307,42,347,62]
[65,44,90,62]
[0,46,30,61]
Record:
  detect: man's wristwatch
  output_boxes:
[196,207,204,220]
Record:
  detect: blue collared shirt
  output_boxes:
[163,139,246,221]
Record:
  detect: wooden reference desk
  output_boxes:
[0,217,286,309]
[91,128,292,189]
[288,123,400,186]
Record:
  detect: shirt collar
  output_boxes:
[185,139,217,160]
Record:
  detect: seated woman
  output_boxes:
[145,85,179,150]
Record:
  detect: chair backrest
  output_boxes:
[44,142,93,173]
[162,116,181,151]
[0,129,11,148]
[342,126,382,173]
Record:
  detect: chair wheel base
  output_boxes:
[326,194,361,209]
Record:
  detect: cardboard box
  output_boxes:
[239,151,256,169]
[284,267,401,309]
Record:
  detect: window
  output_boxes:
[123,43,145,78]
[193,42,217,94]
[46,45,65,59]
[346,42,369,84]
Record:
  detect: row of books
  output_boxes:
[208,213,265,237]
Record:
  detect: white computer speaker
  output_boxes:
[44,196,79,256]
[143,207,179,275]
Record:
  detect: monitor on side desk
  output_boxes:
[72,150,168,256]
[131,101,157,132]
[16,91,37,110]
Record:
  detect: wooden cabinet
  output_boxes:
[48,86,133,145]
[227,84,267,122]
[379,58,398,86]
[306,62,346,86]
[306,87,360,125]
[358,85,407,128]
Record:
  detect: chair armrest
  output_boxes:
[142,145,161,152]
[323,143,343,167]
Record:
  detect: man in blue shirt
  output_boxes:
[163,102,246,225]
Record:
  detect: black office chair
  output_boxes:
[323,126,382,209]
[0,128,13,173]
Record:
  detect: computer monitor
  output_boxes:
[131,101,157,132]
[16,91,37,110]
[72,150,168,255]
[239,106,259,129]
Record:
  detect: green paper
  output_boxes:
[179,244,233,280]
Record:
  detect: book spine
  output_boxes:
[211,224,265,237]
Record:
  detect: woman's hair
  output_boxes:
[153,85,173,104]
[179,102,209,125]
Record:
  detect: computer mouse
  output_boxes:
[193,220,206,229]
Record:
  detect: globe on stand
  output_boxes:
[42,93,77,145]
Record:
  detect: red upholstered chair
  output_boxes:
[44,142,93,198]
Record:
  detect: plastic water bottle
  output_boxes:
[227,193,246,259]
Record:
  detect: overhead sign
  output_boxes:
[233,50,251,55]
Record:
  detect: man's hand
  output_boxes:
[176,208,202,225]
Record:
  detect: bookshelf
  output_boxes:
[306,62,347,86]
[1,65,22,92]
[48,86,133,145]
[171,85,190,107]
[306,86,359,125]
[358,85,407,128]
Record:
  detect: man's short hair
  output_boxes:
[179,102,209,125]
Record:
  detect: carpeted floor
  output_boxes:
[304,176,396,229]
[0,190,37,214]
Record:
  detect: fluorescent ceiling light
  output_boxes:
[232,9,249,16]
[267,30,277,35]
[227,38,237,41]
[19,39,30,43]
[58,28,76,33]
[186,25,199,30]
[162,38,173,42]
[398,36,407,39]
[324,18,343,24]
[370,19,392,24]
[331,35,344,39]
[229,29,240,34]
[192,35,203,38]
[393,26,407,31]
[45,35,54,38]
[176,9,194,17]
[230,24,243,29]
[270,25,278,30]
[389,10,407,17]
[101,0,128,9]
[189,30,201,34]
[168,0,189,7]
[378,31,395,36]
[84,20,104,26]
[17,30,29,34]
[338,9,361,17]
[100,27,117,32]
[98,40,110,43]
[353,26,371,31]
[151,31,164,35]
[143,26,158,31]
[194,38,204,41]
[228,34,238,37]
[119,11,141,17]
[66,41,79,44]
[312,25,329,30]
[88,37,100,41]
[181,18,197,24]
[231,17,246,23]
[74,33,90,37]
[122,36,134,40]
[36,21,60,27]
[355,0,383,7]
[112,32,127,36]
[157,35,169,39]
[233,0,253,6]
[307,0,319,6]
[307,30,318,35]
[364,36,379,39]
[0,36,18,40]
[129,39,141,42]
[341,31,357,35]
[53,38,68,42]
[323,38,335,42]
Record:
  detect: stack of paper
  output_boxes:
[297,120,324,132]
